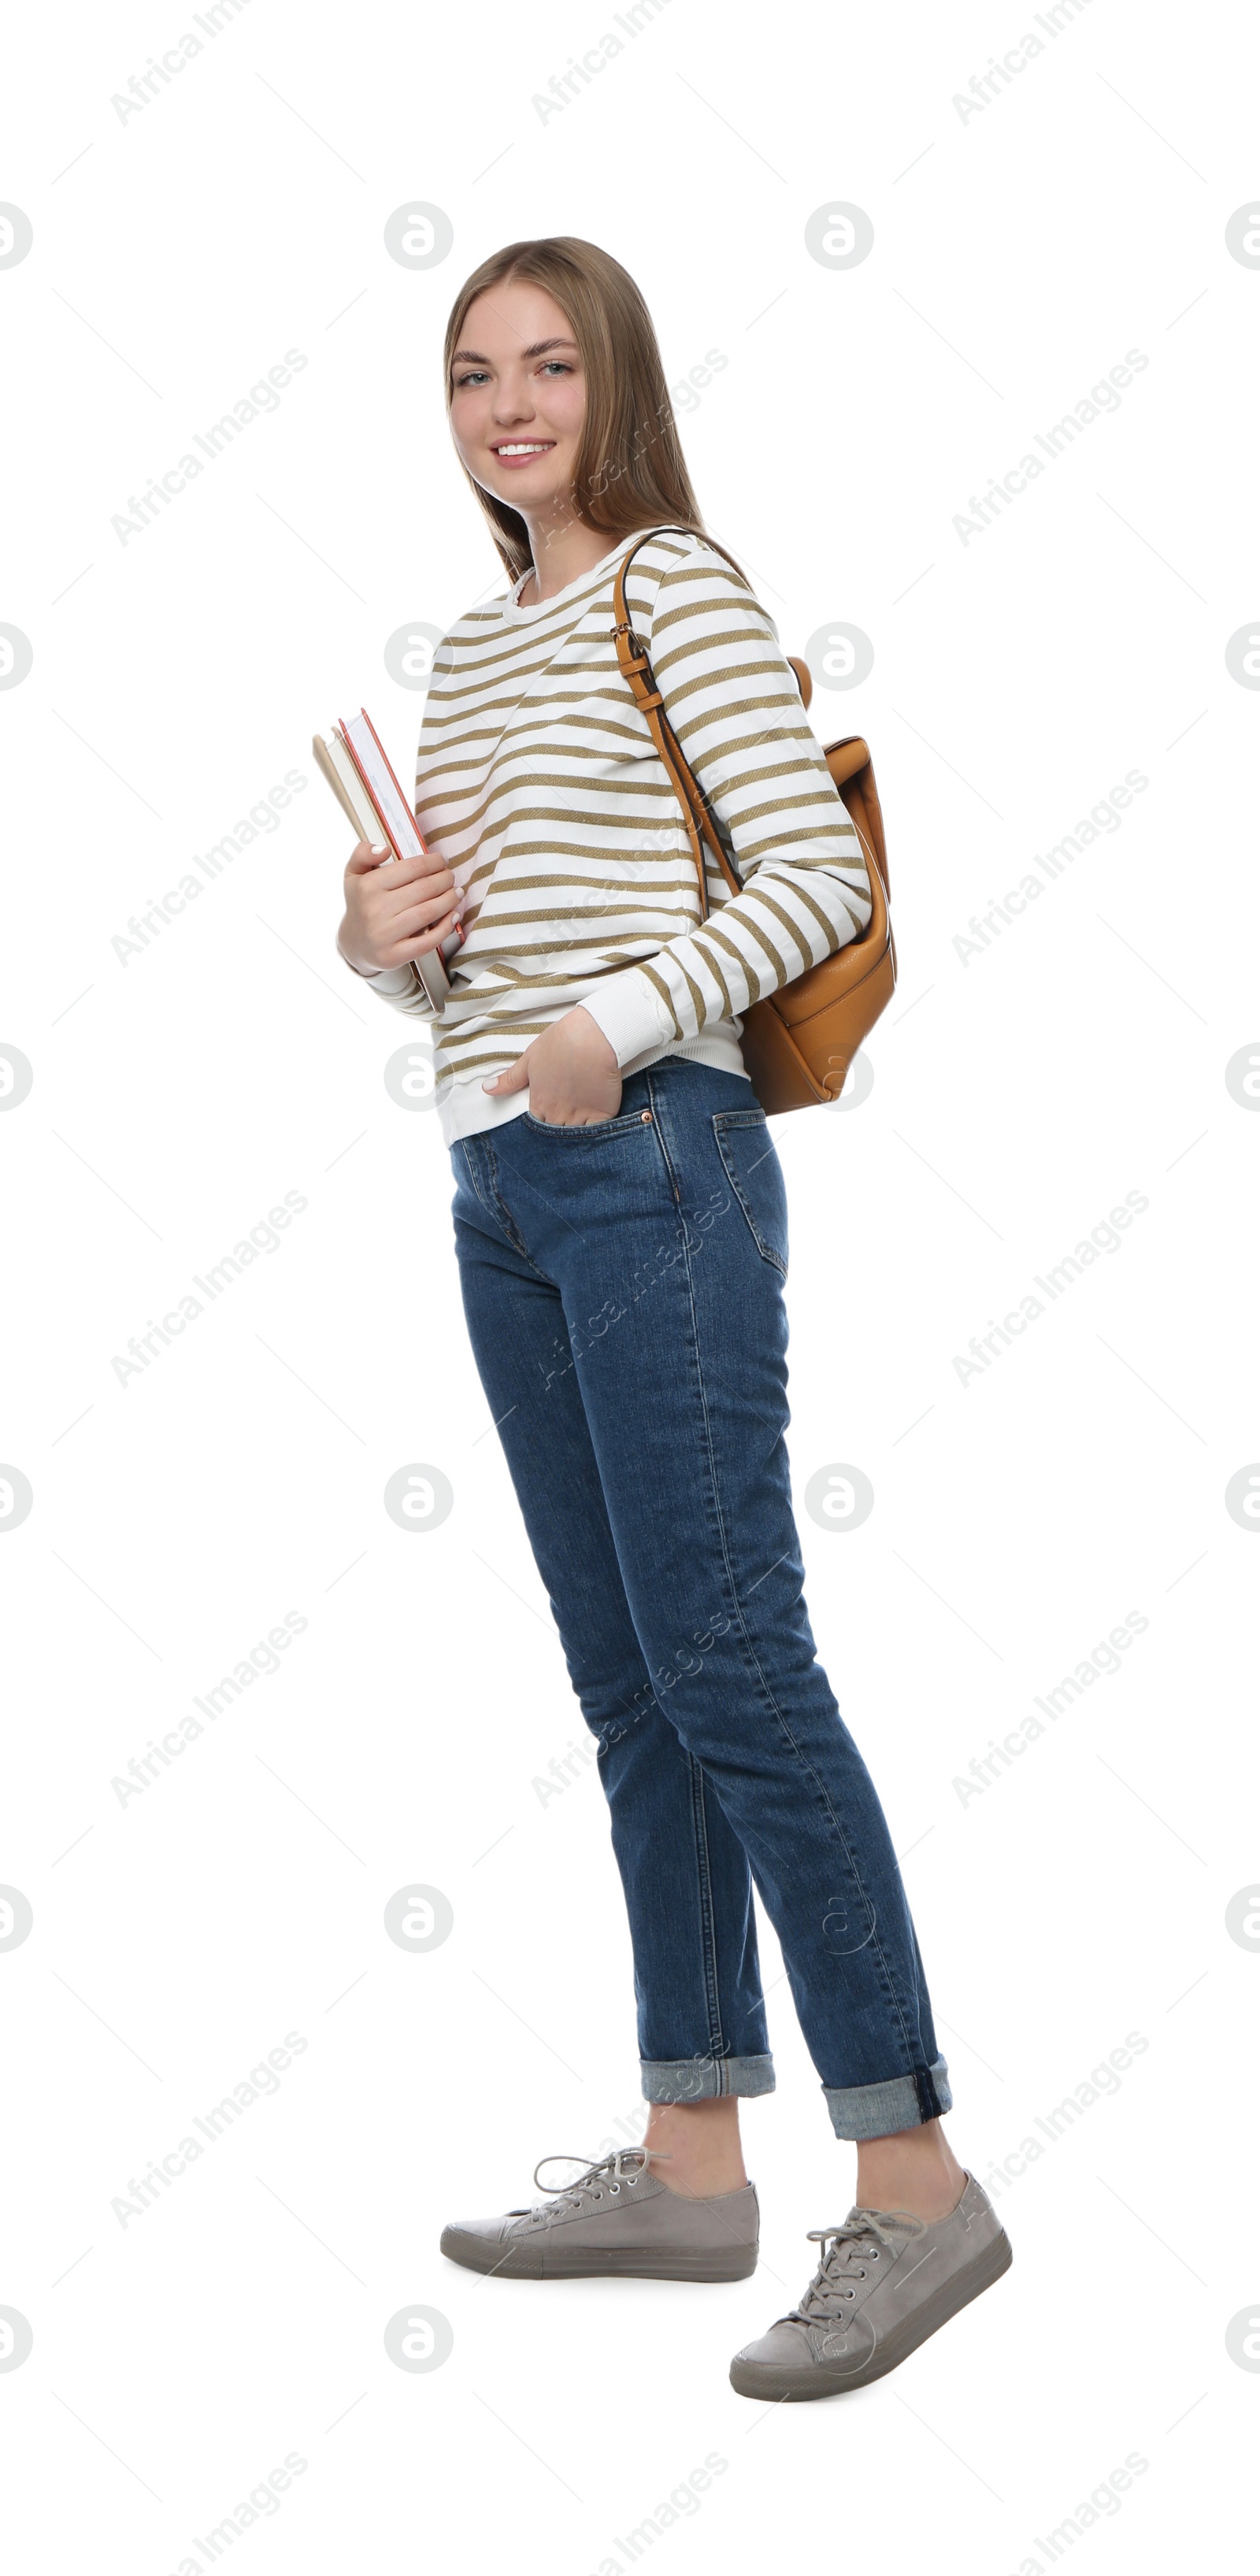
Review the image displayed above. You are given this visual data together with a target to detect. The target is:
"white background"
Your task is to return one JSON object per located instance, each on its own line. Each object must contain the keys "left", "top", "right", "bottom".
{"left": 2, "top": 0, "right": 1257, "bottom": 2566}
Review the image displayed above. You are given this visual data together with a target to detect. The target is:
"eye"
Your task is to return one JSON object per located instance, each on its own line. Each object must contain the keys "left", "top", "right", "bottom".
{"left": 539, "top": 360, "right": 573, "bottom": 377}
{"left": 454, "top": 369, "right": 489, "bottom": 388}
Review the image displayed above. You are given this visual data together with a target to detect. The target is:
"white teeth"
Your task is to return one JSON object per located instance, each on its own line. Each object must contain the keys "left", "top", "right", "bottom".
{"left": 495, "top": 444, "right": 550, "bottom": 455}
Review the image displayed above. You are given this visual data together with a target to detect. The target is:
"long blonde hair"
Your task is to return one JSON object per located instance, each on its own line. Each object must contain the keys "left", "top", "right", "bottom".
{"left": 442, "top": 236, "right": 747, "bottom": 589}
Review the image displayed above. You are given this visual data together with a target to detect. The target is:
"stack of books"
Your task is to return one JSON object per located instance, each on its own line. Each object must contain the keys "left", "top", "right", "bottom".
{"left": 314, "top": 707, "right": 462, "bottom": 1007}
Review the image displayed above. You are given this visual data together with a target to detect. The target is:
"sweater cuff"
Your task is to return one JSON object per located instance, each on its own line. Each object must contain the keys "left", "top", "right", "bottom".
{"left": 579, "top": 968, "right": 676, "bottom": 1069}
{"left": 337, "top": 939, "right": 419, "bottom": 997}
{"left": 357, "top": 963, "right": 418, "bottom": 995}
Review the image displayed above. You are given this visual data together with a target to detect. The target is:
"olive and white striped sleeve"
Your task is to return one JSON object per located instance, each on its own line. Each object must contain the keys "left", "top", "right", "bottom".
{"left": 339, "top": 952, "right": 436, "bottom": 1015}
{"left": 578, "top": 542, "right": 872, "bottom": 1068}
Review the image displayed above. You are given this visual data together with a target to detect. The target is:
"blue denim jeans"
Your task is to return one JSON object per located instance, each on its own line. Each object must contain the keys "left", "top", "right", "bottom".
{"left": 448, "top": 1057, "right": 951, "bottom": 2142}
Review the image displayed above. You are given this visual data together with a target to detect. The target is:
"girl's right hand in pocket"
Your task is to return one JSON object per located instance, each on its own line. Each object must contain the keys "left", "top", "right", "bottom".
{"left": 337, "top": 841, "right": 465, "bottom": 974}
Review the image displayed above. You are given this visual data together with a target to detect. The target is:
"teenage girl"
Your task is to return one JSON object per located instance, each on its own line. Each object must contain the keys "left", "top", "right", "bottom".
{"left": 335, "top": 236, "right": 1012, "bottom": 2400}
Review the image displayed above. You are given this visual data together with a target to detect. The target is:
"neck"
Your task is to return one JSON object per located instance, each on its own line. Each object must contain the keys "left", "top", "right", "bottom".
{"left": 517, "top": 506, "right": 625, "bottom": 604}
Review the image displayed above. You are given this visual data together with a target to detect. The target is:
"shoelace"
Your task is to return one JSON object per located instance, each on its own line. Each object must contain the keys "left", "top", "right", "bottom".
{"left": 789, "top": 2205, "right": 927, "bottom": 2325}
{"left": 521, "top": 2147, "right": 665, "bottom": 2222}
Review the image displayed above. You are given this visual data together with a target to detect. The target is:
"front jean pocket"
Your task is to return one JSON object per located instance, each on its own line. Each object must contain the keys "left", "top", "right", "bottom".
{"left": 711, "top": 1108, "right": 789, "bottom": 1277}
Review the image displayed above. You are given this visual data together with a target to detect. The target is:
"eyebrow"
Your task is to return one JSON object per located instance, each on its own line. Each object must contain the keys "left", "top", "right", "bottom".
{"left": 451, "top": 337, "right": 579, "bottom": 365}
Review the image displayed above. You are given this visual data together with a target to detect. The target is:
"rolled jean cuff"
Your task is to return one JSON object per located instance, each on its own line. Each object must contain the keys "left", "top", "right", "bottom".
{"left": 822, "top": 2055, "right": 952, "bottom": 2142}
{"left": 640, "top": 2053, "right": 776, "bottom": 2104}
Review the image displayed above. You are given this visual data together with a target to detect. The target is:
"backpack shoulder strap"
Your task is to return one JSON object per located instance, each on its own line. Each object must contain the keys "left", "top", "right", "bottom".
{"left": 609, "top": 529, "right": 890, "bottom": 916}
{"left": 610, "top": 529, "right": 742, "bottom": 922}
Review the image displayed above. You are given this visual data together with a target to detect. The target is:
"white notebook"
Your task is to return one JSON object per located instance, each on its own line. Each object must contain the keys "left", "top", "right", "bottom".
{"left": 313, "top": 709, "right": 461, "bottom": 1009}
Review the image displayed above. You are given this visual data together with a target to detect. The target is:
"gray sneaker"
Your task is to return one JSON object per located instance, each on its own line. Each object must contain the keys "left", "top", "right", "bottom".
{"left": 730, "top": 2172, "right": 1012, "bottom": 2400}
{"left": 441, "top": 2148, "right": 759, "bottom": 2282}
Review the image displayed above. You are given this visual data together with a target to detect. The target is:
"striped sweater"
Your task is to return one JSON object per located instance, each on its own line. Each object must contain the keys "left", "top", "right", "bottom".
{"left": 347, "top": 525, "right": 872, "bottom": 1143}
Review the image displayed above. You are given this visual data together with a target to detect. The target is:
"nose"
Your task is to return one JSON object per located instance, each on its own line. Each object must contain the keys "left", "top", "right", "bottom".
{"left": 491, "top": 375, "right": 535, "bottom": 427}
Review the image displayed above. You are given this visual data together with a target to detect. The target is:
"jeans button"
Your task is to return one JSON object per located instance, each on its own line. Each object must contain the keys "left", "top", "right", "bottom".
{"left": 640, "top": 1110, "right": 653, "bottom": 1123}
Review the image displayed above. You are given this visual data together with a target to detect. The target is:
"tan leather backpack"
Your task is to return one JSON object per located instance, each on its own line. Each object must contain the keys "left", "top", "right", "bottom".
{"left": 610, "top": 532, "right": 895, "bottom": 1115}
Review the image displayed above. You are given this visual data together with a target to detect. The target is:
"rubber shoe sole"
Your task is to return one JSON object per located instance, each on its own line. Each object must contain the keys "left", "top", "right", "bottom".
{"left": 728, "top": 2226, "right": 1013, "bottom": 2399}
{"left": 441, "top": 2225, "right": 758, "bottom": 2283}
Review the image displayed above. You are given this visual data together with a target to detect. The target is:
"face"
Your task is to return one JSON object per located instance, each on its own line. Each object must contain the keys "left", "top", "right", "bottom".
{"left": 449, "top": 279, "right": 587, "bottom": 521}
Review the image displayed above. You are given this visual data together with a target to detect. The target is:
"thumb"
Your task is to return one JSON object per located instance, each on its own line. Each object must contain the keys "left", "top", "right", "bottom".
{"left": 484, "top": 1046, "right": 530, "bottom": 1097}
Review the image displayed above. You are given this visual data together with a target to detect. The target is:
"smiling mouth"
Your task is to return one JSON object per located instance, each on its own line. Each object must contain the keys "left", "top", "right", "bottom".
{"left": 491, "top": 441, "right": 556, "bottom": 458}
